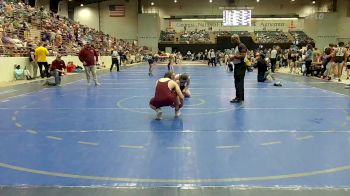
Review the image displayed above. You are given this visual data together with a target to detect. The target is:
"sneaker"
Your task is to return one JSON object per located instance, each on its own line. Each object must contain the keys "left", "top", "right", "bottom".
{"left": 338, "top": 79, "right": 342, "bottom": 82}
{"left": 156, "top": 108, "right": 162, "bottom": 120}
{"left": 95, "top": 82, "right": 101, "bottom": 86}
{"left": 274, "top": 82, "right": 283, "bottom": 87}
{"left": 230, "top": 98, "right": 243, "bottom": 103}
{"left": 175, "top": 110, "right": 181, "bottom": 117}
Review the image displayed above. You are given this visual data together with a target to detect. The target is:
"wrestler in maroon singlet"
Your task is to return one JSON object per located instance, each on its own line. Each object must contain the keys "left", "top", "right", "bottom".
{"left": 149, "top": 80, "right": 177, "bottom": 108}
{"left": 149, "top": 71, "right": 184, "bottom": 120}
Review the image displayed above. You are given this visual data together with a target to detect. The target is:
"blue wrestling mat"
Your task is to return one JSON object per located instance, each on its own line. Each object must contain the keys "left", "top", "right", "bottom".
{"left": 0, "top": 64, "right": 350, "bottom": 190}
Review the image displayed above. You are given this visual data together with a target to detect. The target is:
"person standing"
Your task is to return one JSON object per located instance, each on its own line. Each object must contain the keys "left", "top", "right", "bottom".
{"left": 148, "top": 54, "right": 157, "bottom": 77}
{"left": 345, "top": 45, "right": 350, "bottom": 80}
{"left": 210, "top": 49, "right": 216, "bottom": 67}
{"left": 304, "top": 44, "right": 314, "bottom": 76}
{"left": 257, "top": 53, "right": 268, "bottom": 82}
{"left": 230, "top": 35, "right": 247, "bottom": 103}
{"left": 79, "top": 43, "right": 100, "bottom": 86}
{"left": 270, "top": 46, "right": 277, "bottom": 73}
{"left": 167, "top": 54, "right": 175, "bottom": 71}
{"left": 110, "top": 46, "right": 120, "bottom": 72}
{"left": 35, "top": 42, "right": 49, "bottom": 78}
{"left": 28, "top": 48, "right": 38, "bottom": 79}
{"left": 334, "top": 42, "right": 347, "bottom": 81}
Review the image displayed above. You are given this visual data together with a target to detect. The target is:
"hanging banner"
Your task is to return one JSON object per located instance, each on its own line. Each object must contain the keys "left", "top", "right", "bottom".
{"left": 167, "top": 19, "right": 302, "bottom": 32}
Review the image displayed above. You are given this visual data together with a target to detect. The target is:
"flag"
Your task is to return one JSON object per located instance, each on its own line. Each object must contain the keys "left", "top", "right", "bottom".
{"left": 109, "top": 5, "right": 125, "bottom": 17}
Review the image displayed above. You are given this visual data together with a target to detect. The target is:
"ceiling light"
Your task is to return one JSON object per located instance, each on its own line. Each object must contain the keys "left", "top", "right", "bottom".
{"left": 151, "top": 2, "right": 154, "bottom": 6}
{"left": 80, "top": 4, "right": 83, "bottom": 7}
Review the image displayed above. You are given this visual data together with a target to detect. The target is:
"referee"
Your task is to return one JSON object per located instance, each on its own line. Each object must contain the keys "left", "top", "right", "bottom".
{"left": 230, "top": 35, "right": 247, "bottom": 103}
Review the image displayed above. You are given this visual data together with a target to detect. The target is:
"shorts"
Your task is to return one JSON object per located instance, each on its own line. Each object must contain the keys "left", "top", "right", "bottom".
{"left": 148, "top": 59, "right": 154, "bottom": 65}
{"left": 150, "top": 92, "right": 176, "bottom": 108}
{"left": 335, "top": 56, "right": 344, "bottom": 63}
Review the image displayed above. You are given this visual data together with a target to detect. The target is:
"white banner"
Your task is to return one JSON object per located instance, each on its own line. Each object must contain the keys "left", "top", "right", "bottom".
{"left": 167, "top": 19, "right": 303, "bottom": 32}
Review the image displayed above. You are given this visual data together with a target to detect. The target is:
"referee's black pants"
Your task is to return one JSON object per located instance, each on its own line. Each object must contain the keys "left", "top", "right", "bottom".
{"left": 234, "top": 63, "right": 246, "bottom": 101}
{"left": 110, "top": 58, "right": 120, "bottom": 72}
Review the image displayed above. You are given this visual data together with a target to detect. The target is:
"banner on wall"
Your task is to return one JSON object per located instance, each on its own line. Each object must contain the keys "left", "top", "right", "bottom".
{"left": 168, "top": 19, "right": 302, "bottom": 32}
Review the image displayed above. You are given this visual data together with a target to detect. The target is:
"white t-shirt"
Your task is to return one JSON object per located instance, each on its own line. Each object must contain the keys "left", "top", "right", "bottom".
{"left": 210, "top": 51, "right": 215, "bottom": 58}
{"left": 111, "top": 50, "right": 119, "bottom": 58}
{"left": 271, "top": 49, "right": 277, "bottom": 59}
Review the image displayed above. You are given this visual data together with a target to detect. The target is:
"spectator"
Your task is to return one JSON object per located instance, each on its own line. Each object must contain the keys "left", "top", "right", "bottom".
{"left": 270, "top": 46, "right": 277, "bottom": 72}
{"left": 257, "top": 53, "right": 268, "bottom": 82}
{"left": 304, "top": 44, "right": 313, "bottom": 76}
{"left": 44, "top": 54, "right": 66, "bottom": 86}
{"left": 35, "top": 42, "right": 49, "bottom": 78}
{"left": 79, "top": 42, "right": 100, "bottom": 86}
{"left": 66, "top": 61, "right": 76, "bottom": 73}
{"left": 28, "top": 48, "right": 38, "bottom": 78}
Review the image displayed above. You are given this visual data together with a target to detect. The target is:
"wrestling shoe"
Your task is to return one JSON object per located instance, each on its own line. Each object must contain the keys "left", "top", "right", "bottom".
{"left": 156, "top": 108, "right": 163, "bottom": 120}
{"left": 175, "top": 110, "right": 181, "bottom": 117}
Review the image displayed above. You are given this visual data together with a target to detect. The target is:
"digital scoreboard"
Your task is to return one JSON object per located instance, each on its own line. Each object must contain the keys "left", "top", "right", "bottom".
{"left": 223, "top": 10, "right": 252, "bottom": 26}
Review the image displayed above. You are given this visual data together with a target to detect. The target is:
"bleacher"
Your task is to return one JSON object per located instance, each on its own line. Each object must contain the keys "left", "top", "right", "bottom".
{"left": 159, "top": 30, "right": 308, "bottom": 45}
{"left": 0, "top": 1, "right": 145, "bottom": 57}
{"left": 179, "top": 30, "right": 211, "bottom": 44}
{"left": 160, "top": 30, "right": 175, "bottom": 43}
{"left": 158, "top": 28, "right": 317, "bottom": 52}
{"left": 254, "top": 31, "right": 291, "bottom": 44}
{"left": 215, "top": 31, "right": 251, "bottom": 37}
{"left": 290, "top": 30, "right": 314, "bottom": 45}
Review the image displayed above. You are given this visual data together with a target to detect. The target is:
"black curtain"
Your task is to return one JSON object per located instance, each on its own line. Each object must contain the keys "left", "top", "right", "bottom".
{"left": 50, "top": 0, "right": 60, "bottom": 13}
{"left": 28, "top": 0, "right": 35, "bottom": 7}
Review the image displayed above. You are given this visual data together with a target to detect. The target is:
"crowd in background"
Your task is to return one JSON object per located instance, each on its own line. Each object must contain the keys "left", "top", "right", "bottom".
{"left": 1, "top": 0, "right": 153, "bottom": 83}
{"left": 0, "top": 0, "right": 148, "bottom": 58}
{"left": 159, "top": 29, "right": 314, "bottom": 45}
{"left": 250, "top": 43, "right": 350, "bottom": 83}
{"left": 255, "top": 31, "right": 290, "bottom": 43}
{"left": 2, "top": 0, "right": 345, "bottom": 87}
{"left": 167, "top": 41, "right": 350, "bottom": 86}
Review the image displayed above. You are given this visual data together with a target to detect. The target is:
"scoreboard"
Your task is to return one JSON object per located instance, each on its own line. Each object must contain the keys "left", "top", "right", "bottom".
{"left": 223, "top": 10, "right": 252, "bottom": 26}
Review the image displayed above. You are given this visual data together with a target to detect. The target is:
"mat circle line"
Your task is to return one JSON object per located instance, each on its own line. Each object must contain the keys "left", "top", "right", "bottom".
{"left": 0, "top": 162, "right": 350, "bottom": 183}
{"left": 115, "top": 96, "right": 236, "bottom": 116}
